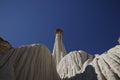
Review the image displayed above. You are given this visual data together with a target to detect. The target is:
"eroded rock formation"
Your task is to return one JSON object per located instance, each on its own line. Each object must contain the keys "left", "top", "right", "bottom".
{"left": 52, "top": 29, "right": 67, "bottom": 67}
{"left": 58, "top": 46, "right": 120, "bottom": 80}
{"left": 0, "top": 29, "right": 120, "bottom": 80}
{"left": 0, "top": 44, "right": 60, "bottom": 80}
{"left": 57, "top": 50, "right": 94, "bottom": 79}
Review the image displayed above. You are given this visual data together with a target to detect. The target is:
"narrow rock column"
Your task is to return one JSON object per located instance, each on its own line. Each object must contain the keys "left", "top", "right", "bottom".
{"left": 52, "top": 29, "right": 67, "bottom": 67}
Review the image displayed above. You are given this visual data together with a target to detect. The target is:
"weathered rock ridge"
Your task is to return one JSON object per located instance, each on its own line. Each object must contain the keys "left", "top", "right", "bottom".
{"left": 0, "top": 44, "right": 60, "bottom": 80}
{"left": 0, "top": 29, "right": 120, "bottom": 80}
{"left": 58, "top": 45, "right": 120, "bottom": 80}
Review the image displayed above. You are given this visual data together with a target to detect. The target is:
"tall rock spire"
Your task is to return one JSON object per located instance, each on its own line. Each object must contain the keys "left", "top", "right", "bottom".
{"left": 52, "top": 29, "right": 67, "bottom": 67}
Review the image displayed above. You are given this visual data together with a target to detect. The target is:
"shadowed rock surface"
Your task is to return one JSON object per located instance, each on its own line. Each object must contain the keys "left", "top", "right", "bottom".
{"left": 0, "top": 44, "right": 60, "bottom": 80}
{"left": 0, "top": 37, "right": 12, "bottom": 54}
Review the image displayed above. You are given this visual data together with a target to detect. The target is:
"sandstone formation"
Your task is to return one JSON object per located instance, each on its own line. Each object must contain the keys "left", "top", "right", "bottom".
{"left": 52, "top": 29, "right": 67, "bottom": 67}
{"left": 58, "top": 46, "right": 120, "bottom": 80}
{"left": 0, "top": 29, "right": 120, "bottom": 80}
{"left": 57, "top": 50, "right": 94, "bottom": 79}
{"left": 0, "top": 44, "right": 60, "bottom": 80}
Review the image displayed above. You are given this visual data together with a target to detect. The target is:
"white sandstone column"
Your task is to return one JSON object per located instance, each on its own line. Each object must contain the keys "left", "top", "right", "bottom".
{"left": 52, "top": 29, "right": 67, "bottom": 67}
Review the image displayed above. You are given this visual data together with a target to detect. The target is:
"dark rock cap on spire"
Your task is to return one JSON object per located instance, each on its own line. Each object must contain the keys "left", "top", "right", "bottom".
{"left": 55, "top": 29, "right": 63, "bottom": 35}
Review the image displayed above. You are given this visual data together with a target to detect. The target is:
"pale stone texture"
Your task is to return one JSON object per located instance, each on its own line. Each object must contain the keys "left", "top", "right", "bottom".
{"left": 0, "top": 44, "right": 60, "bottom": 80}
{"left": 1, "top": 34, "right": 120, "bottom": 80}
{"left": 52, "top": 30, "right": 67, "bottom": 67}
{"left": 57, "top": 50, "right": 94, "bottom": 79}
{"left": 57, "top": 45, "right": 120, "bottom": 80}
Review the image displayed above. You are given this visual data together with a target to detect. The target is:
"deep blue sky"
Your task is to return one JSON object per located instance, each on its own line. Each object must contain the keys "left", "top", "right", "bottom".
{"left": 0, "top": 0, "right": 120, "bottom": 54}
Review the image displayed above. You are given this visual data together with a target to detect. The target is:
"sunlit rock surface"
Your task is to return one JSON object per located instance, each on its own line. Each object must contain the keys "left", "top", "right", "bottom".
{"left": 52, "top": 29, "right": 67, "bottom": 67}
{"left": 0, "top": 43, "right": 120, "bottom": 80}
{"left": 57, "top": 50, "right": 94, "bottom": 79}
{"left": 0, "top": 29, "right": 120, "bottom": 80}
{"left": 57, "top": 45, "right": 120, "bottom": 80}
{"left": 0, "top": 44, "right": 60, "bottom": 80}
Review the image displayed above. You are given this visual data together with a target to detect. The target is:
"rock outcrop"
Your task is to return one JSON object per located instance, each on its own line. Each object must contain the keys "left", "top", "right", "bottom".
{"left": 57, "top": 50, "right": 94, "bottom": 79}
{"left": 0, "top": 44, "right": 60, "bottom": 80}
{"left": 57, "top": 45, "right": 120, "bottom": 80}
{"left": 0, "top": 29, "right": 120, "bottom": 80}
{"left": 0, "top": 37, "right": 12, "bottom": 54}
{"left": 52, "top": 29, "right": 67, "bottom": 67}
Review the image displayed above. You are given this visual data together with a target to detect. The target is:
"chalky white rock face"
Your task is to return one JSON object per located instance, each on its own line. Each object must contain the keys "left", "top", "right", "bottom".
{"left": 0, "top": 44, "right": 60, "bottom": 80}
{"left": 52, "top": 33, "right": 67, "bottom": 67}
{"left": 57, "top": 45, "right": 120, "bottom": 80}
{"left": 1, "top": 36, "right": 120, "bottom": 80}
{"left": 92, "top": 45, "right": 120, "bottom": 80}
{"left": 57, "top": 50, "right": 94, "bottom": 79}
